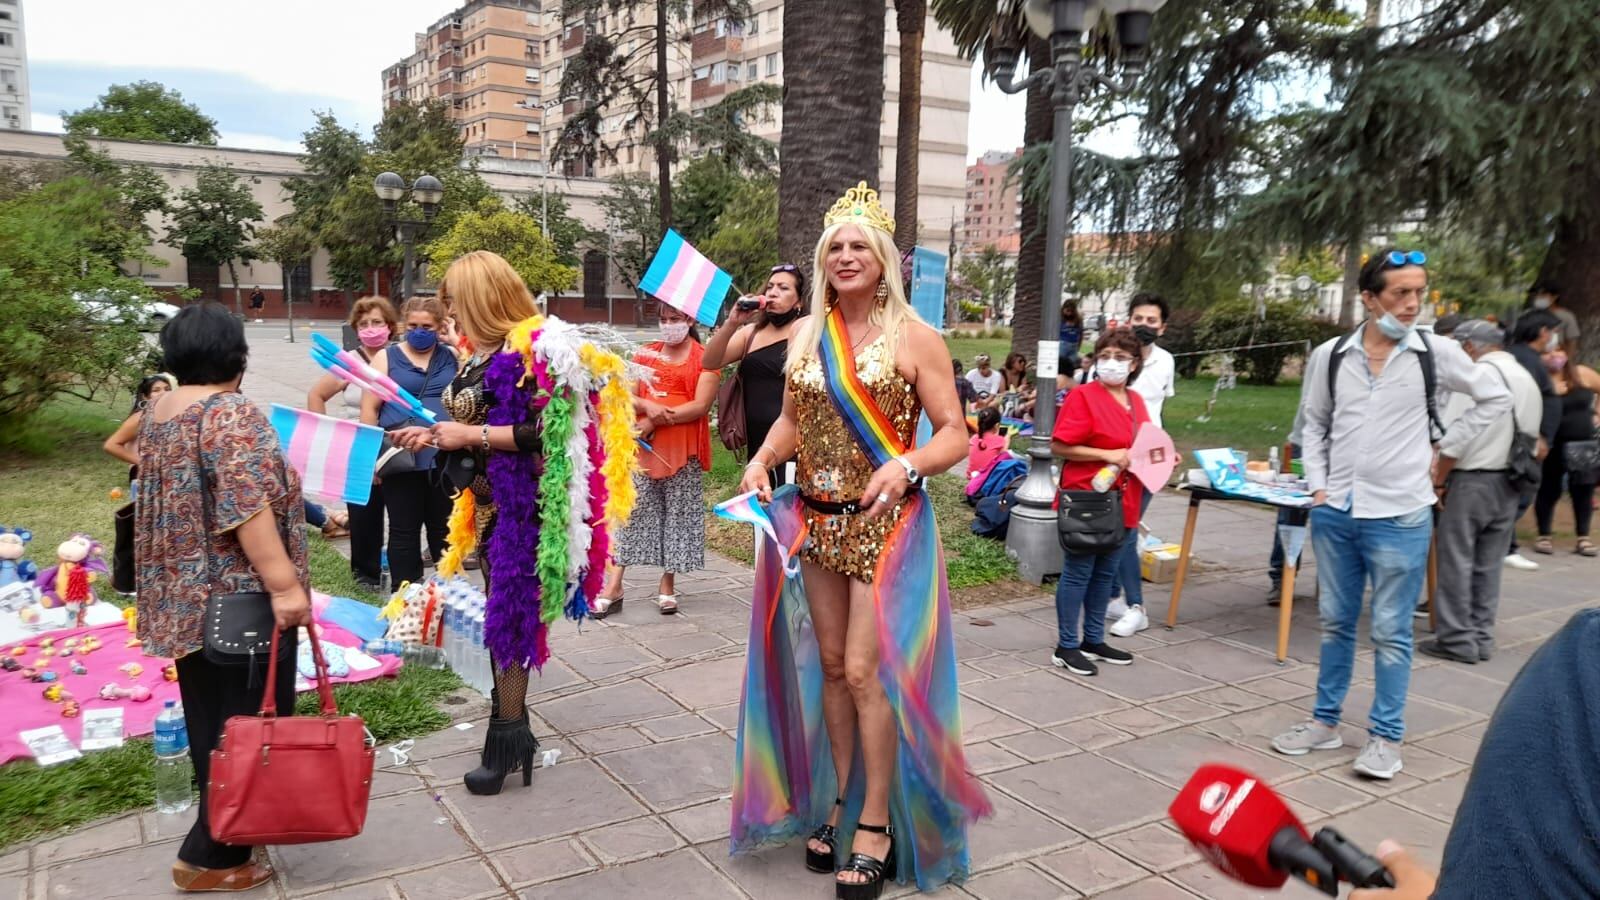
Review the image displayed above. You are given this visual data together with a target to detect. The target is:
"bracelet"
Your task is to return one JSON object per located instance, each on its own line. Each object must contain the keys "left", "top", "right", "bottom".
{"left": 481, "top": 424, "right": 491, "bottom": 452}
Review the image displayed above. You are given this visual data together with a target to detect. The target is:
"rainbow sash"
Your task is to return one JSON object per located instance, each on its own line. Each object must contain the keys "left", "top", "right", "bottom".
{"left": 817, "top": 307, "right": 907, "bottom": 469}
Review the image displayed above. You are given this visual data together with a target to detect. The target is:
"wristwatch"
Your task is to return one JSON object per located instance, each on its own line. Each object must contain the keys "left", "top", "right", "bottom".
{"left": 894, "top": 455, "right": 922, "bottom": 487}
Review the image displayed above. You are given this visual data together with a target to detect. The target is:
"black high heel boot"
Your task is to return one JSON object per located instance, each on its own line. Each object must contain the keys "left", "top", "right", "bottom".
{"left": 463, "top": 715, "right": 539, "bottom": 795}
{"left": 805, "top": 797, "right": 844, "bottom": 873}
{"left": 835, "top": 822, "right": 895, "bottom": 900}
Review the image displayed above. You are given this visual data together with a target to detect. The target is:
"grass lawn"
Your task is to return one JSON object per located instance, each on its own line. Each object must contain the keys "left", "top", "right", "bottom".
{"left": 0, "top": 398, "right": 455, "bottom": 851}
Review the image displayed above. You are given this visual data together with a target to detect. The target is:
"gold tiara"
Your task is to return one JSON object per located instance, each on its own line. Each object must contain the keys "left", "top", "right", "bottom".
{"left": 824, "top": 182, "right": 895, "bottom": 235}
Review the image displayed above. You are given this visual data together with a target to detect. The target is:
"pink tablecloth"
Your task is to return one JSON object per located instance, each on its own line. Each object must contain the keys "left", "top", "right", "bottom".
{"left": 0, "top": 620, "right": 401, "bottom": 765}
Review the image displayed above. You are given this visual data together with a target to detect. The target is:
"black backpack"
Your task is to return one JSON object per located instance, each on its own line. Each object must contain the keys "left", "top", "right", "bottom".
{"left": 1326, "top": 329, "right": 1444, "bottom": 442}
{"left": 971, "top": 475, "right": 1027, "bottom": 539}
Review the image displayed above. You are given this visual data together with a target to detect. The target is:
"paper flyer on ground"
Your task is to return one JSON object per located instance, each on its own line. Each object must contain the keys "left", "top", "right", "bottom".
{"left": 79, "top": 708, "right": 125, "bottom": 751}
{"left": 20, "top": 725, "right": 81, "bottom": 766}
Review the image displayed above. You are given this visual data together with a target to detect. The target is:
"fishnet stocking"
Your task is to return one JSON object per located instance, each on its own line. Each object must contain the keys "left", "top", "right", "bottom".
{"left": 491, "top": 658, "right": 530, "bottom": 721}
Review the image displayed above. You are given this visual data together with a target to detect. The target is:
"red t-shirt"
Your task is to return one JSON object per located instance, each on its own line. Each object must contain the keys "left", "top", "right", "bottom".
{"left": 1051, "top": 380, "right": 1149, "bottom": 527}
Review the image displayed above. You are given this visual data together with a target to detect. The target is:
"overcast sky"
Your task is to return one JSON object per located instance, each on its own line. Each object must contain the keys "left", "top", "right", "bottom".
{"left": 25, "top": 1, "right": 1135, "bottom": 162}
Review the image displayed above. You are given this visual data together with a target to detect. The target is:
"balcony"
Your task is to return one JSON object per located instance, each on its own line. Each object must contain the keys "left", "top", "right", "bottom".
{"left": 691, "top": 78, "right": 726, "bottom": 103}
{"left": 436, "top": 50, "right": 461, "bottom": 69}
{"left": 434, "top": 80, "right": 455, "bottom": 98}
{"left": 692, "top": 32, "right": 742, "bottom": 59}
{"left": 562, "top": 25, "right": 586, "bottom": 52}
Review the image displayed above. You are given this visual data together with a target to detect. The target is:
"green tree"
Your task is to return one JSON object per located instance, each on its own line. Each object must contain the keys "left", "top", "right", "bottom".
{"left": 672, "top": 156, "right": 742, "bottom": 246}
{"left": 255, "top": 223, "right": 317, "bottom": 339}
{"left": 778, "top": 0, "right": 886, "bottom": 268}
{"left": 1063, "top": 253, "right": 1124, "bottom": 320}
{"left": 60, "top": 136, "right": 170, "bottom": 251}
{"left": 555, "top": 0, "right": 751, "bottom": 233}
{"left": 162, "top": 163, "right": 264, "bottom": 314}
{"left": 0, "top": 177, "right": 152, "bottom": 420}
{"left": 598, "top": 172, "right": 662, "bottom": 289}
{"left": 284, "top": 112, "right": 370, "bottom": 298}
{"left": 956, "top": 246, "right": 1015, "bottom": 319}
{"left": 653, "top": 84, "right": 782, "bottom": 175}
{"left": 426, "top": 198, "right": 579, "bottom": 296}
{"left": 512, "top": 191, "right": 593, "bottom": 268}
{"left": 63, "top": 81, "right": 219, "bottom": 145}
{"left": 702, "top": 176, "right": 778, "bottom": 298}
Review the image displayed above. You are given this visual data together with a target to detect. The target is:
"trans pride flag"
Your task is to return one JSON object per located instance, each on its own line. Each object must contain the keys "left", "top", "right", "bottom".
{"left": 638, "top": 229, "right": 732, "bottom": 327}
{"left": 269, "top": 405, "right": 384, "bottom": 505}
{"left": 714, "top": 491, "right": 801, "bottom": 576}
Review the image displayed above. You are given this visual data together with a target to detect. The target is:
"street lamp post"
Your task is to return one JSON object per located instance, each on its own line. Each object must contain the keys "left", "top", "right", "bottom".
{"left": 983, "top": 0, "right": 1168, "bottom": 583}
{"left": 374, "top": 172, "right": 445, "bottom": 301}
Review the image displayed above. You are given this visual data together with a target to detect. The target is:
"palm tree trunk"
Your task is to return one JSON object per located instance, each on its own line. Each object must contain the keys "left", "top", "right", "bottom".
{"left": 1539, "top": 215, "right": 1600, "bottom": 363}
{"left": 1011, "top": 35, "right": 1052, "bottom": 360}
{"left": 778, "top": 0, "right": 886, "bottom": 271}
{"left": 892, "top": 0, "right": 926, "bottom": 255}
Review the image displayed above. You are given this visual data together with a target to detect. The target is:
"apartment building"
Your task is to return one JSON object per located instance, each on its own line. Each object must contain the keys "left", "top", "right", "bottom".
{"left": 382, "top": 0, "right": 546, "bottom": 163}
{"left": 962, "top": 148, "right": 1022, "bottom": 252}
{"left": 535, "top": 1, "right": 971, "bottom": 250}
{"left": 0, "top": 0, "right": 28, "bottom": 131}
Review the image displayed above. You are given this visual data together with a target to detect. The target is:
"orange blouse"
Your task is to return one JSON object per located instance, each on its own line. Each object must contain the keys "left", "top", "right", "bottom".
{"left": 635, "top": 339, "right": 713, "bottom": 479}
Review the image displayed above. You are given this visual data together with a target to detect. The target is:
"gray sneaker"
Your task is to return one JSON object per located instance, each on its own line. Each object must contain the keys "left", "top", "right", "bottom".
{"left": 1353, "top": 736, "right": 1404, "bottom": 780}
{"left": 1271, "top": 720, "right": 1344, "bottom": 756}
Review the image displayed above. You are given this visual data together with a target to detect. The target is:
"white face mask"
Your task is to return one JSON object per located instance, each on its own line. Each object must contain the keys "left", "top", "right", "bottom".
{"left": 660, "top": 321, "right": 690, "bottom": 345}
{"left": 1097, "top": 358, "right": 1132, "bottom": 386}
{"left": 1533, "top": 296, "right": 1554, "bottom": 310}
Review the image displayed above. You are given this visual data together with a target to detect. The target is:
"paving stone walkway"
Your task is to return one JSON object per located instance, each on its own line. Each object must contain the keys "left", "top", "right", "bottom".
{"left": 5, "top": 329, "right": 1588, "bottom": 898}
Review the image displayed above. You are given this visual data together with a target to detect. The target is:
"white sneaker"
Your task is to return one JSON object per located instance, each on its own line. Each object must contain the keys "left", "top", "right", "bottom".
{"left": 1353, "top": 736, "right": 1404, "bottom": 780}
{"left": 1109, "top": 605, "right": 1149, "bottom": 638}
{"left": 1105, "top": 595, "right": 1129, "bottom": 622}
{"left": 1504, "top": 553, "right": 1539, "bottom": 571}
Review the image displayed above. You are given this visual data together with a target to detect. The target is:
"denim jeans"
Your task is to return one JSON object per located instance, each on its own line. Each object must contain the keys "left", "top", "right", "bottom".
{"left": 1109, "top": 490, "right": 1152, "bottom": 606}
{"left": 1309, "top": 503, "right": 1433, "bottom": 742}
{"left": 1056, "top": 515, "right": 1141, "bottom": 649}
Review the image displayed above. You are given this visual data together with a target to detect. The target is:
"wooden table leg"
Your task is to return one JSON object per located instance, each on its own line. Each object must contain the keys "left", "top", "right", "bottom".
{"left": 1276, "top": 563, "right": 1296, "bottom": 665}
{"left": 1427, "top": 529, "right": 1438, "bottom": 632}
{"left": 1164, "top": 497, "right": 1202, "bottom": 629}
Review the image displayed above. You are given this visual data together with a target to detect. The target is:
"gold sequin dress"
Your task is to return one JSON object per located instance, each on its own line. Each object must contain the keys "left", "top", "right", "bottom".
{"left": 789, "top": 334, "right": 921, "bottom": 581}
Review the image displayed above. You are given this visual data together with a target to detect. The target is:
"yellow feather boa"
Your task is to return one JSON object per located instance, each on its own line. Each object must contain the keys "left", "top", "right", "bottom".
{"left": 436, "top": 489, "right": 477, "bottom": 578}
{"left": 581, "top": 343, "right": 640, "bottom": 525}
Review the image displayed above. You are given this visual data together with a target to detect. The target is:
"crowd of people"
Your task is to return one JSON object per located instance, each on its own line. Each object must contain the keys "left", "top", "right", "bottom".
{"left": 111, "top": 176, "right": 1596, "bottom": 897}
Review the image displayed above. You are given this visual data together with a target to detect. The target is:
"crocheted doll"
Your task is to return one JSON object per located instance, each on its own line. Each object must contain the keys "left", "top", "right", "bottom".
{"left": 38, "top": 533, "right": 109, "bottom": 625}
{"left": 0, "top": 526, "right": 37, "bottom": 588}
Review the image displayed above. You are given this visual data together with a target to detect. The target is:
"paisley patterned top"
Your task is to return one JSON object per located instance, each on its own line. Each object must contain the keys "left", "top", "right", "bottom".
{"left": 133, "top": 393, "right": 308, "bottom": 659}
{"left": 789, "top": 333, "right": 921, "bottom": 581}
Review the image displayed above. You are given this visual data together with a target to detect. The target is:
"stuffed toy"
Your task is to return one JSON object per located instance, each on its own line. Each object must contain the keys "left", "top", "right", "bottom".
{"left": 37, "top": 533, "right": 109, "bottom": 625}
{"left": 0, "top": 526, "right": 40, "bottom": 614}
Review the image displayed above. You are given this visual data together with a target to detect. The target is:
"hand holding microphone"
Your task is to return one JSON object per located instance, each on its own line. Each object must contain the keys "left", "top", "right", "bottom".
{"left": 1350, "top": 841, "right": 1435, "bottom": 900}
{"left": 1169, "top": 763, "right": 1402, "bottom": 896}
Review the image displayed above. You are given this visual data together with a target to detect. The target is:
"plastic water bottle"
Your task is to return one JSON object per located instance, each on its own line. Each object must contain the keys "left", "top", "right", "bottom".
{"left": 152, "top": 700, "right": 194, "bottom": 814}
{"left": 379, "top": 549, "right": 390, "bottom": 594}
{"left": 444, "top": 590, "right": 465, "bottom": 676}
{"left": 1092, "top": 464, "right": 1121, "bottom": 493}
{"left": 1268, "top": 445, "right": 1282, "bottom": 476}
{"left": 470, "top": 606, "right": 489, "bottom": 694}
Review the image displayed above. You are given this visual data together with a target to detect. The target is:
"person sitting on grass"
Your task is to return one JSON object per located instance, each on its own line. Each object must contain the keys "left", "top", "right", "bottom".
{"left": 967, "top": 407, "right": 1009, "bottom": 481}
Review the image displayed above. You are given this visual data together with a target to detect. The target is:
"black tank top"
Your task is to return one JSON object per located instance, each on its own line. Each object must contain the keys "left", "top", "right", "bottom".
{"left": 1558, "top": 386, "right": 1596, "bottom": 442}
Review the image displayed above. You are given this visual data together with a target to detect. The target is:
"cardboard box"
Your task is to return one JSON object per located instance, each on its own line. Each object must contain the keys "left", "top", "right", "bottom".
{"left": 1141, "top": 543, "right": 1183, "bottom": 584}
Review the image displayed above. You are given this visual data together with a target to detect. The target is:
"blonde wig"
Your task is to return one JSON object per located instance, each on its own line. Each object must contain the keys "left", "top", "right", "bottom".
{"left": 784, "top": 222, "right": 924, "bottom": 373}
{"left": 440, "top": 250, "right": 539, "bottom": 350}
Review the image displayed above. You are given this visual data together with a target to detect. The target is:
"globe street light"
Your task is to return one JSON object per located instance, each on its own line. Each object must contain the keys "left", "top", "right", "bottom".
{"left": 985, "top": 0, "right": 1168, "bottom": 583}
{"left": 373, "top": 172, "right": 445, "bottom": 301}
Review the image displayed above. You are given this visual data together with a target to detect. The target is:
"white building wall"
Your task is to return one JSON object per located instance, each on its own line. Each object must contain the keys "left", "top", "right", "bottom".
{"left": 0, "top": 0, "right": 29, "bottom": 131}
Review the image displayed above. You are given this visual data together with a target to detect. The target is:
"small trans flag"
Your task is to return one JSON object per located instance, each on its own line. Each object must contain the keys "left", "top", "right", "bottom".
{"left": 714, "top": 491, "right": 800, "bottom": 577}
{"left": 270, "top": 405, "right": 385, "bottom": 506}
{"left": 638, "top": 229, "right": 732, "bottom": 327}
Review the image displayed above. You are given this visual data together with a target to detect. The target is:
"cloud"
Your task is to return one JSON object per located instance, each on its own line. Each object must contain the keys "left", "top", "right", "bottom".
{"left": 965, "top": 61, "right": 1143, "bottom": 163}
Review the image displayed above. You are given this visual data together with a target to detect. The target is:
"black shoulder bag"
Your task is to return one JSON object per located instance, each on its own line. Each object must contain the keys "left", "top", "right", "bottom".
{"left": 195, "top": 395, "right": 294, "bottom": 667}
{"left": 1056, "top": 488, "right": 1126, "bottom": 555}
{"left": 1488, "top": 364, "right": 1544, "bottom": 494}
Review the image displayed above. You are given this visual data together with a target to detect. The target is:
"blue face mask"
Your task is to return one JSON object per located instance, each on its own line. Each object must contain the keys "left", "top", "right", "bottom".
{"left": 406, "top": 328, "right": 439, "bottom": 352}
{"left": 1375, "top": 312, "right": 1412, "bottom": 341}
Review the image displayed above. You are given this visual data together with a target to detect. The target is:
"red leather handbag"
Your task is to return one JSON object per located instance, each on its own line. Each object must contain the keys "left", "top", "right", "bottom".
{"left": 207, "top": 625, "right": 375, "bottom": 845}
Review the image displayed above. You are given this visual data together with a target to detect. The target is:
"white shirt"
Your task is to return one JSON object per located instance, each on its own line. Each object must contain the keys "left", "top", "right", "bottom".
{"left": 1132, "top": 345, "right": 1177, "bottom": 428}
{"left": 1441, "top": 351, "right": 1542, "bottom": 472}
{"left": 1300, "top": 325, "right": 1511, "bottom": 519}
{"left": 966, "top": 368, "right": 1004, "bottom": 398}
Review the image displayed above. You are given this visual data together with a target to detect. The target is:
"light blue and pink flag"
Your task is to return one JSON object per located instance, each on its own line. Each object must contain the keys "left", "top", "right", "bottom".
{"left": 638, "top": 229, "right": 732, "bottom": 327}
{"left": 270, "top": 404, "right": 385, "bottom": 506}
{"left": 714, "top": 490, "right": 800, "bottom": 577}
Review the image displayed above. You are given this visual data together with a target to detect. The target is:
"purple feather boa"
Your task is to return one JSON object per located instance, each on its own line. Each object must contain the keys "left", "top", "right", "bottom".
{"left": 484, "top": 348, "right": 551, "bottom": 671}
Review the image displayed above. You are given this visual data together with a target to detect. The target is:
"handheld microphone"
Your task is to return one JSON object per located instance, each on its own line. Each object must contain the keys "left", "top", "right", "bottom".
{"left": 1169, "top": 764, "right": 1395, "bottom": 896}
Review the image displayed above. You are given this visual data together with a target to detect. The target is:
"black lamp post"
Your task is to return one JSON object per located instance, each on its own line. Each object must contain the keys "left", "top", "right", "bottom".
{"left": 984, "top": 0, "right": 1168, "bottom": 583}
{"left": 374, "top": 172, "right": 445, "bottom": 301}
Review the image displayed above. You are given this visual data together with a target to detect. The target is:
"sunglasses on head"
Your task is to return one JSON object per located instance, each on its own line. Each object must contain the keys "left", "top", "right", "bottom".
{"left": 770, "top": 264, "right": 800, "bottom": 275}
{"left": 1382, "top": 250, "right": 1427, "bottom": 268}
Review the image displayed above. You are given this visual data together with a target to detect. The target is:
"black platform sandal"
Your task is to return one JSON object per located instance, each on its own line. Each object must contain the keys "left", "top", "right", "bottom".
{"left": 835, "top": 822, "right": 895, "bottom": 900}
{"left": 463, "top": 714, "right": 539, "bottom": 795}
{"left": 805, "top": 797, "right": 844, "bottom": 873}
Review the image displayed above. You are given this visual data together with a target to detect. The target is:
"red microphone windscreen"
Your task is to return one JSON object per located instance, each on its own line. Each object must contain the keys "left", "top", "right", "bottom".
{"left": 1168, "top": 763, "right": 1306, "bottom": 889}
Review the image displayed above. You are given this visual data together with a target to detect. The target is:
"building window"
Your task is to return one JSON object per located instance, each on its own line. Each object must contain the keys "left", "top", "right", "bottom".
{"left": 747, "top": 62, "right": 758, "bottom": 81}
{"left": 0, "top": 33, "right": 11, "bottom": 46}
{"left": 710, "top": 63, "right": 726, "bottom": 84}
{"left": 526, "top": 122, "right": 539, "bottom": 134}
{"left": 526, "top": 41, "right": 537, "bottom": 59}
{"left": 727, "top": 63, "right": 740, "bottom": 82}
{"left": 693, "top": 65, "right": 709, "bottom": 80}
{"left": 0, "top": 12, "right": 11, "bottom": 20}
{"left": 749, "top": 13, "right": 758, "bottom": 34}
{"left": 765, "top": 54, "right": 778, "bottom": 76}
{"left": 526, "top": 67, "right": 540, "bottom": 82}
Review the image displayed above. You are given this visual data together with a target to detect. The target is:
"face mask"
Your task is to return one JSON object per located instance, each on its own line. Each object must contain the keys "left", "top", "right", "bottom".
{"left": 1546, "top": 332, "right": 1563, "bottom": 352}
{"left": 1375, "top": 312, "right": 1412, "bottom": 341}
{"left": 765, "top": 306, "right": 801, "bottom": 328}
{"left": 358, "top": 326, "right": 390, "bottom": 349}
{"left": 660, "top": 321, "right": 691, "bottom": 345}
{"left": 1545, "top": 353, "right": 1568, "bottom": 374}
{"left": 1097, "top": 358, "right": 1131, "bottom": 386}
{"left": 1132, "top": 325, "right": 1160, "bottom": 346}
{"left": 405, "top": 328, "right": 439, "bottom": 352}
{"left": 1533, "top": 296, "right": 1554, "bottom": 310}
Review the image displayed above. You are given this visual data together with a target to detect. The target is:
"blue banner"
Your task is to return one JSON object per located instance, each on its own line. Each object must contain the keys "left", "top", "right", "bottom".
{"left": 909, "top": 247, "right": 947, "bottom": 329}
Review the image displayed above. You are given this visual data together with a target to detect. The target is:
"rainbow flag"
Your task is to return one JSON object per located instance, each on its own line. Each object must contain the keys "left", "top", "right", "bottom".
{"left": 714, "top": 491, "right": 801, "bottom": 576}
{"left": 638, "top": 229, "right": 732, "bottom": 327}
{"left": 269, "top": 405, "right": 384, "bottom": 505}
{"left": 817, "top": 307, "right": 907, "bottom": 469}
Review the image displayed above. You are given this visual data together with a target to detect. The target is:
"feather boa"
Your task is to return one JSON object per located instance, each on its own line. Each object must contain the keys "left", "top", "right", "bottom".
{"left": 437, "top": 314, "right": 639, "bottom": 670}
